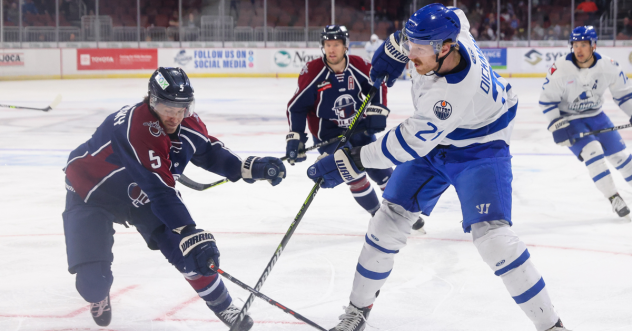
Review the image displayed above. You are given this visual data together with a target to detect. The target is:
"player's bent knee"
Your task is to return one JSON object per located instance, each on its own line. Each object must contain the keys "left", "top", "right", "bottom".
{"left": 607, "top": 151, "right": 632, "bottom": 176}
{"left": 472, "top": 221, "right": 529, "bottom": 276}
{"left": 75, "top": 261, "right": 113, "bottom": 303}
{"left": 366, "top": 200, "right": 420, "bottom": 252}
{"left": 580, "top": 140, "right": 605, "bottom": 162}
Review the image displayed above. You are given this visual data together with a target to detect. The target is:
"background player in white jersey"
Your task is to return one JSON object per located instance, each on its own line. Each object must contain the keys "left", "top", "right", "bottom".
{"left": 364, "top": 34, "right": 382, "bottom": 60}
{"left": 306, "top": 4, "right": 569, "bottom": 331}
{"left": 540, "top": 26, "right": 632, "bottom": 219}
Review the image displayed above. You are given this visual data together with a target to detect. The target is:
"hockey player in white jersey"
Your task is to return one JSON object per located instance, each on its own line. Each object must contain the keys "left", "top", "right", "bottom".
{"left": 540, "top": 25, "right": 632, "bottom": 219}
{"left": 306, "top": 4, "right": 569, "bottom": 331}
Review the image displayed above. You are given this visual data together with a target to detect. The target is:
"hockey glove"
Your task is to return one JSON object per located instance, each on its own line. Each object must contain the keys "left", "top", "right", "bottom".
{"left": 548, "top": 117, "right": 575, "bottom": 147}
{"left": 307, "top": 147, "right": 364, "bottom": 188}
{"left": 370, "top": 30, "right": 408, "bottom": 87}
{"left": 363, "top": 104, "right": 390, "bottom": 134}
{"left": 285, "top": 132, "right": 308, "bottom": 165}
{"left": 241, "top": 156, "right": 287, "bottom": 186}
{"left": 178, "top": 225, "right": 220, "bottom": 276}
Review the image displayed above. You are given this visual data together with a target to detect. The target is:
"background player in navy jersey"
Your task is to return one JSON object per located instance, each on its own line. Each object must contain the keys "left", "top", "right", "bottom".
{"left": 62, "top": 67, "right": 286, "bottom": 329}
{"left": 308, "top": 5, "right": 568, "bottom": 331}
{"left": 540, "top": 26, "right": 632, "bottom": 219}
{"left": 285, "top": 24, "right": 425, "bottom": 231}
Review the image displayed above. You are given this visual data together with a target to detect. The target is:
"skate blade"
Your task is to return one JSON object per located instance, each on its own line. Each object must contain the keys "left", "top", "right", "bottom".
{"left": 414, "top": 227, "right": 427, "bottom": 235}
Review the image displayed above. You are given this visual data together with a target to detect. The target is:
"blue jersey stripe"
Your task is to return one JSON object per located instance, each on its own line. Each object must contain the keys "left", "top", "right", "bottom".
{"left": 585, "top": 154, "right": 605, "bottom": 166}
{"left": 381, "top": 131, "right": 403, "bottom": 165}
{"left": 395, "top": 125, "right": 421, "bottom": 159}
{"left": 446, "top": 102, "right": 518, "bottom": 141}
{"left": 592, "top": 170, "right": 611, "bottom": 182}
{"left": 365, "top": 234, "right": 399, "bottom": 254}
{"left": 616, "top": 155, "right": 632, "bottom": 170}
{"left": 513, "top": 277, "right": 546, "bottom": 304}
{"left": 539, "top": 101, "right": 561, "bottom": 105}
{"left": 542, "top": 105, "right": 558, "bottom": 114}
{"left": 614, "top": 92, "right": 632, "bottom": 106}
{"left": 495, "top": 249, "right": 530, "bottom": 276}
{"left": 625, "top": 174, "right": 632, "bottom": 182}
{"left": 356, "top": 263, "right": 392, "bottom": 280}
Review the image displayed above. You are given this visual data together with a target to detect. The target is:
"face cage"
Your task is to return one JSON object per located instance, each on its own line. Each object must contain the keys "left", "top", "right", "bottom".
{"left": 150, "top": 94, "right": 195, "bottom": 118}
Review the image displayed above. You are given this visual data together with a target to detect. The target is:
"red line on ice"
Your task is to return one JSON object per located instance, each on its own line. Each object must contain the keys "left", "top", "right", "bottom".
{"left": 0, "top": 284, "right": 138, "bottom": 319}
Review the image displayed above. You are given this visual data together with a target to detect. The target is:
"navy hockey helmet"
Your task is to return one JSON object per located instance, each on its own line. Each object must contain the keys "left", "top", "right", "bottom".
{"left": 148, "top": 67, "right": 195, "bottom": 117}
{"left": 569, "top": 25, "right": 598, "bottom": 46}
{"left": 402, "top": 3, "right": 461, "bottom": 56}
{"left": 320, "top": 25, "right": 349, "bottom": 48}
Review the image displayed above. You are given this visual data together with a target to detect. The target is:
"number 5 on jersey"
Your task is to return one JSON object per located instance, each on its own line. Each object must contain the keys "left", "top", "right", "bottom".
{"left": 149, "top": 150, "right": 161, "bottom": 169}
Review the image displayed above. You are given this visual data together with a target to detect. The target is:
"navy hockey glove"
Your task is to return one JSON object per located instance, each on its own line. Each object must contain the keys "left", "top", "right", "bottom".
{"left": 306, "top": 147, "right": 364, "bottom": 188}
{"left": 370, "top": 30, "right": 408, "bottom": 87}
{"left": 363, "top": 104, "right": 390, "bottom": 134}
{"left": 241, "top": 156, "right": 287, "bottom": 186}
{"left": 285, "top": 132, "right": 308, "bottom": 165}
{"left": 548, "top": 117, "right": 575, "bottom": 147}
{"left": 178, "top": 225, "right": 220, "bottom": 276}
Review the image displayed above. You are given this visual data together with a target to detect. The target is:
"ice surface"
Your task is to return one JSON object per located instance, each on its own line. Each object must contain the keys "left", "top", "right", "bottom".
{"left": 1, "top": 77, "right": 631, "bottom": 331}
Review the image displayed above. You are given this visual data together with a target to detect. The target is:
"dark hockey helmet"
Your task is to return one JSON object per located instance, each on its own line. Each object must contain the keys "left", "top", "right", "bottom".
{"left": 148, "top": 67, "right": 195, "bottom": 117}
{"left": 320, "top": 24, "right": 349, "bottom": 48}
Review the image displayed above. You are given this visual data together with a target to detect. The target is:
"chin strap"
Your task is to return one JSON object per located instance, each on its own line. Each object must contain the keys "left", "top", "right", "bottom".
{"left": 434, "top": 44, "right": 457, "bottom": 74}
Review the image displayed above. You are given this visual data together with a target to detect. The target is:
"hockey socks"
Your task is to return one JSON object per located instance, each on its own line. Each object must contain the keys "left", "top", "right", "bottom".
{"left": 348, "top": 175, "right": 380, "bottom": 215}
{"left": 473, "top": 221, "right": 559, "bottom": 331}
{"left": 581, "top": 141, "right": 617, "bottom": 198}
{"left": 184, "top": 272, "right": 232, "bottom": 313}
{"left": 607, "top": 150, "right": 632, "bottom": 185}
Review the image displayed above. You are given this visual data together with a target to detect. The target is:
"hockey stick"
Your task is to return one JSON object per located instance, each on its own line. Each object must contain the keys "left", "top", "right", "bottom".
{"left": 210, "top": 263, "right": 327, "bottom": 331}
{"left": 0, "top": 94, "right": 62, "bottom": 112}
{"left": 229, "top": 75, "right": 386, "bottom": 331}
{"left": 177, "top": 135, "right": 343, "bottom": 191}
{"left": 579, "top": 123, "right": 632, "bottom": 138}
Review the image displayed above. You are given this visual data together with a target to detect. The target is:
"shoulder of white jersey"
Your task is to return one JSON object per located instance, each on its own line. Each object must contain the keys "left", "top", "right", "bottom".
{"left": 594, "top": 52, "right": 622, "bottom": 72}
{"left": 546, "top": 55, "right": 575, "bottom": 79}
{"left": 449, "top": 7, "right": 471, "bottom": 33}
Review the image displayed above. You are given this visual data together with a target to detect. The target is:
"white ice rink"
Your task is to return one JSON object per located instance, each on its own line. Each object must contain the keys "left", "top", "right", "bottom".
{"left": 1, "top": 76, "right": 631, "bottom": 331}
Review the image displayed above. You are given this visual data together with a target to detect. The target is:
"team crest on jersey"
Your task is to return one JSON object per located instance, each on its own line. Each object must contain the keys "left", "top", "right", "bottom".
{"left": 433, "top": 100, "right": 452, "bottom": 120}
{"left": 143, "top": 120, "right": 166, "bottom": 137}
{"left": 128, "top": 182, "right": 150, "bottom": 207}
{"left": 332, "top": 94, "right": 357, "bottom": 128}
{"left": 610, "top": 59, "right": 619, "bottom": 66}
{"left": 549, "top": 64, "right": 557, "bottom": 75}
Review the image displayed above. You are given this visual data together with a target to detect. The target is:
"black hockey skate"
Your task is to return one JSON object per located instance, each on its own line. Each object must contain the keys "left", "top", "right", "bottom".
{"left": 212, "top": 303, "right": 254, "bottom": 331}
{"left": 609, "top": 193, "right": 630, "bottom": 217}
{"left": 89, "top": 294, "right": 111, "bottom": 327}
{"left": 329, "top": 303, "right": 372, "bottom": 331}
{"left": 545, "top": 319, "right": 571, "bottom": 331}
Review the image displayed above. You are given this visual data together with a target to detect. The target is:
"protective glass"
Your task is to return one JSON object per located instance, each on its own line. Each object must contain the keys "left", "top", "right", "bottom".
{"left": 150, "top": 95, "right": 195, "bottom": 118}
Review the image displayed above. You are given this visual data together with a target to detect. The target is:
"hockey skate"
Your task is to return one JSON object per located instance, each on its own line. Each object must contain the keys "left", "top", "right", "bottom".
{"left": 412, "top": 216, "right": 426, "bottom": 234}
{"left": 212, "top": 303, "right": 254, "bottom": 331}
{"left": 609, "top": 193, "right": 631, "bottom": 218}
{"left": 329, "top": 303, "right": 372, "bottom": 331}
{"left": 89, "top": 294, "right": 111, "bottom": 327}
{"left": 545, "top": 319, "right": 571, "bottom": 330}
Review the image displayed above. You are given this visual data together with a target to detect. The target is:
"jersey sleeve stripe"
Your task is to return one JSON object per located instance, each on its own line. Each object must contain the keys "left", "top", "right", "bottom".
{"left": 126, "top": 106, "right": 143, "bottom": 164}
{"left": 542, "top": 105, "right": 558, "bottom": 114}
{"left": 91, "top": 141, "right": 112, "bottom": 156}
{"left": 181, "top": 126, "right": 210, "bottom": 142}
{"left": 614, "top": 92, "right": 632, "bottom": 106}
{"left": 539, "top": 101, "right": 561, "bottom": 105}
{"left": 381, "top": 131, "right": 403, "bottom": 165}
{"left": 447, "top": 102, "right": 518, "bottom": 140}
{"left": 394, "top": 125, "right": 421, "bottom": 159}
{"left": 63, "top": 151, "right": 88, "bottom": 171}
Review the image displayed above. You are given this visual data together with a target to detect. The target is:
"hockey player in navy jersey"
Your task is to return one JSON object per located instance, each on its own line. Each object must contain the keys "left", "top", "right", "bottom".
{"left": 62, "top": 67, "right": 286, "bottom": 329}
{"left": 285, "top": 25, "right": 425, "bottom": 231}
{"left": 540, "top": 26, "right": 632, "bottom": 219}
{"left": 307, "top": 4, "right": 569, "bottom": 331}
